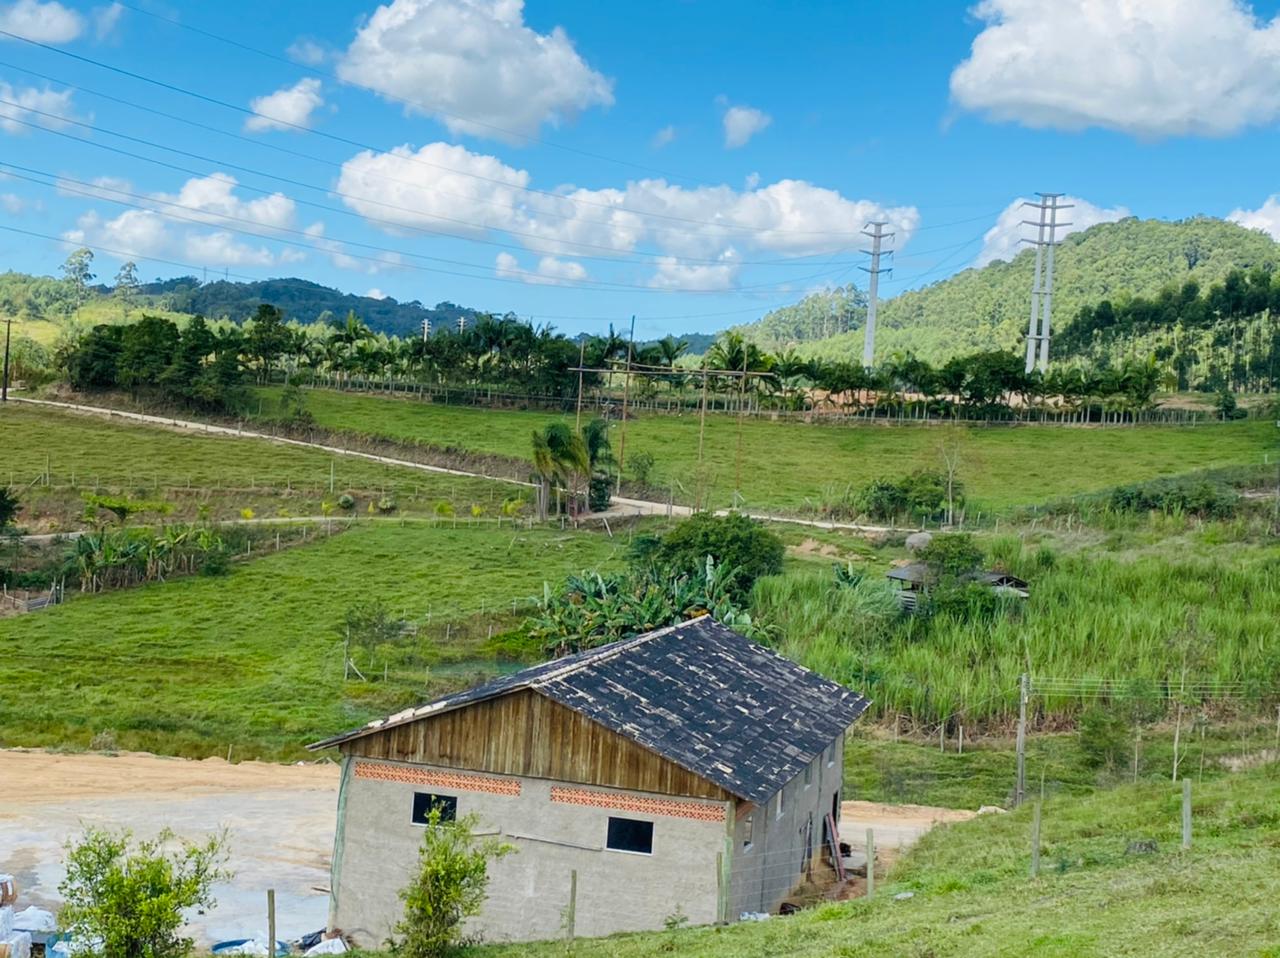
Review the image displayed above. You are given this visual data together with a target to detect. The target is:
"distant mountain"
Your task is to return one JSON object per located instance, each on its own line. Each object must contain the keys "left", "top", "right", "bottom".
{"left": 780, "top": 217, "right": 1280, "bottom": 364}
{"left": 728, "top": 283, "right": 868, "bottom": 352}
{"left": 139, "top": 276, "right": 481, "bottom": 337}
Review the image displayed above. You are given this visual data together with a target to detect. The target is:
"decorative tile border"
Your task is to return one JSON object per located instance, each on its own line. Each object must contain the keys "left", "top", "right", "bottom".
{"left": 551, "top": 785, "right": 725, "bottom": 822}
{"left": 354, "top": 760, "right": 521, "bottom": 796}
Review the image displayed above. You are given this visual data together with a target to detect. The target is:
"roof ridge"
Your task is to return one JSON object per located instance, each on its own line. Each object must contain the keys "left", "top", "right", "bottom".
{"left": 530, "top": 615, "right": 707, "bottom": 689}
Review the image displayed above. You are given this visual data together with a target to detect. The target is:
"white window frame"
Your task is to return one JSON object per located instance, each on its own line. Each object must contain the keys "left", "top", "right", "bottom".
{"left": 605, "top": 815, "right": 655, "bottom": 856}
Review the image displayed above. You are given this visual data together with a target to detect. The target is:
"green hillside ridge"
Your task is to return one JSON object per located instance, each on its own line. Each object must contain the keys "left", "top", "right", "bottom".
{"left": 761, "top": 217, "right": 1280, "bottom": 364}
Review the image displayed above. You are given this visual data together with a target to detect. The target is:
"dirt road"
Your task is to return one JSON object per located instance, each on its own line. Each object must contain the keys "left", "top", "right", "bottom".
{"left": 841, "top": 800, "right": 976, "bottom": 865}
{"left": 0, "top": 750, "right": 339, "bottom": 947}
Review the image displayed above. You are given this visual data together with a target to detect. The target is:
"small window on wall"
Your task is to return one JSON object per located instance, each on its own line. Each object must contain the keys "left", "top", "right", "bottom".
{"left": 776, "top": 786, "right": 786, "bottom": 819}
{"left": 826, "top": 742, "right": 836, "bottom": 767}
{"left": 606, "top": 816, "right": 654, "bottom": 854}
{"left": 803, "top": 763, "right": 813, "bottom": 788}
{"left": 411, "top": 792, "right": 458, "bottom": 826}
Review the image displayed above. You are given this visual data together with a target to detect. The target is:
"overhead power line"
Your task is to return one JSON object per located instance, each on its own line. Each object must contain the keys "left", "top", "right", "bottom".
{"left": 0, "top": 28, "right": 891, "bottom": 239}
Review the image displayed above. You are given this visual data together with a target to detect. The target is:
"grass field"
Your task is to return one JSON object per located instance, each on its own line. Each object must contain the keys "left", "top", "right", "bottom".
{"left": 255, "top": 386, "right": 1271, "bottom": 514}
{"left": 479, "top": 767, "right": 1280, "bottom": 958}
{"left": 0, "top": 523, "right": 623, "bottom": 760}
{"left": 0, "top": 403, "right": 518, "bottom": 528}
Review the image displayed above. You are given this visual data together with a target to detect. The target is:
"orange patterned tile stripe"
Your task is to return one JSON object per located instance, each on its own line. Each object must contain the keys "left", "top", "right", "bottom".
{"left": 550, "top": 786, "right": 726, "bottom": 822}
{"left": 354, "top": 761, "right": 521, "bottom": 796}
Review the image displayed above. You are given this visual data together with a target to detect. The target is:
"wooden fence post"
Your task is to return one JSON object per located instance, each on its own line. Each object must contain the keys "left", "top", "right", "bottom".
{"left": 566, "top": 869, "right": 577, "bottom": 941}
{"left": 1181, "top": 778, "right": 1192, "bottom": 850}
{"left": 1030, "top": 802, "right": 1041, "bottom": 878}
{"left": 267, "top": 889, "right": 276, "bottom": 956}
{"left": 865, "top": 828, "right": 875, "bottom": 899}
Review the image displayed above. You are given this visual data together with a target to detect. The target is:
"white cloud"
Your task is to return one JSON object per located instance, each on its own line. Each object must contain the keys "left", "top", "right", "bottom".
{"left": 245, "top": 78, "right": 325, "bottom": 133}
{"left": 976, "top": 195, "right": 1130, "bottom": 267}
{"left": 305, "top": 222, "right": 402, "bottom": 274}
{"left": 365, "top": 287, "right": 389, "bottom": 299}
{"left": 1, "top": 192, "right": 25, "bottom": 214}
{"left": 495, "top": 251, "right": 587, "bottom": 285}
{"left": 951, "top": 0, "right": 1280, "bottom": 138}
{"left": 92, "top": 2, "right": 122, "bottom": 40}
{"left": 287, "top": 37, "right": 328, "bottom": 66}
{"left": 155, "top": 172, "right": 297, "bottom": 231}
{"left": 648, "top": 251, "right": 740, "bottom": 292}
{"left": 1228, "top": 194, "right": 1280, "bottom": 240}
{"left": 722, "top": 104, "right": 771, "bottom": 148}
{"left": 0, "top": 82, "right": 79, "bottom": 134}
{"left": 0, "top": 0, "right": 83, "bottom": 42}
{"left": 55, "top": 174, "right": 134, "bottom": 201}
{"left": 337, "top": 139, "right": 920, "bottom": 289}
{"left": 63, "top": 209, "right": 171, "bottom": 259}
{"left": 651, "top": 125, "right": 676, "bottom": 149}
{"left": 337, "top": 0, "right": 613, "bottom": 141}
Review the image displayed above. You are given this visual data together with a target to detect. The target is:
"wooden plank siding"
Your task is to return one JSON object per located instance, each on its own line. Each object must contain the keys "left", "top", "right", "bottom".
{"left": 341, "top": 689, "right": 732, "bottom": 801}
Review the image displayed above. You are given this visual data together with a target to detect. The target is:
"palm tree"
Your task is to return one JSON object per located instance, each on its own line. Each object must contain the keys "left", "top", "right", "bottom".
{"left": 531, "top": 423, "right": 589, "bottom": 520}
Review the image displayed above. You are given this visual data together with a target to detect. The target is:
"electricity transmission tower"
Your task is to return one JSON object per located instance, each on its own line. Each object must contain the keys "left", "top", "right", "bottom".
{"left": 421, "top": 318, "right": 431, "bottom": 341}
{"left": 1021, "top": 194, "right": 1072, "bottom": 373}
{"left": 860, "top": 222, "right": 893, "bottom": 369}
{"left": 458, "top": 315, "right": 466, "bottom": 334}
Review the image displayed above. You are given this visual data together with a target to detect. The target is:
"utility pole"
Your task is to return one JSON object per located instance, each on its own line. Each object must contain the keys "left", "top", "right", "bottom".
{"left": 574, "top": 338, "right": 586, "bottom": 431}
{"left": 860, "top": 222, "right": 893, "bottom": 369}
{"left": 1, "top": 314, "right": 11, "bottom": 402}
{"left": 421, "top": 318, "right": 430, "bottom": 341}
{"left": 616, "top": 316, "right": 636, "bottom": 493}
{"left": 1021, "top": 194, "right": 1072, "bottom": 372}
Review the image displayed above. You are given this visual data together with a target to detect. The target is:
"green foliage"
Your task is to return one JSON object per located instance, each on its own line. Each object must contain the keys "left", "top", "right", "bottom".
{"left": 847, "top": 470, "right": 952, "bottom": 523}
{"left": 341, "top": 598, "right": 407, "bottom": 660}
{"left": 394, "top": 810, "right": 512, "bottom": 958}
{"left": 82, "top": 493, "right": 173, "bottom": 526}
{"left": 653, "top": 512, "right": 784, "bottom": 601}
{"left": 587, "top": 474, "right": 612, "bottom": 512}
{"left": 1106, "top": 477, "right": 1240, "bottom": 518}
{"left": 628, "top": 450, "right": 656, "bottom": 484}
{"left": 58, "top": 827, "right": 229, "bottom": 958}
{"left": 730, "top": 283, "right": 867, "bottom": 351}
{"left": 0, "top": 486, "right": 19, "bottom": 529}
{"left": 278, "top": 382, "right": 315, "bottom": 426}
{"left": 338, "top": 493, "right": 356, "bottom": 510}
{"left": 526, "top": 557, "right": 766, "bottom": 657}
{"left": 1077, "top": 705, "right": 1132, "bottom": 771}
{"left": 916, "top": 532, "right": 984, "bottom": 579}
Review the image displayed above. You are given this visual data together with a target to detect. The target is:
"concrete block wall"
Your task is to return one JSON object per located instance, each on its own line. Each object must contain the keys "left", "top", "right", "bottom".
{"left": 330, "top": 757, "right": 730, "bottom": 946}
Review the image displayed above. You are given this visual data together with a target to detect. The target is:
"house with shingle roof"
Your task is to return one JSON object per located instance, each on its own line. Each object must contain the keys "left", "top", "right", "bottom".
{"left": 309, "top": 616, "right": 870, "bottom": 945}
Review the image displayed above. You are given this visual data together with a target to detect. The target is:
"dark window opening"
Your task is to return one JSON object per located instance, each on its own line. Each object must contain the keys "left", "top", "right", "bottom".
{"left": 411, "top": 792, "right": 458, "bottom": 825}
{"left": 606, "top": 816, "right": 654, "bottom": 854}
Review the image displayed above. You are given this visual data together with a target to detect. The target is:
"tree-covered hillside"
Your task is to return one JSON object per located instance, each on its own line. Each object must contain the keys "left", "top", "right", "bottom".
{"left": 785, "top": 217, "right": 1279, "bottom": 364}
{"left": 138, "top": 276, "right": 479, "bottom": 337}
{"left": 728, "top": 283, "right": 868, "bottom": 351}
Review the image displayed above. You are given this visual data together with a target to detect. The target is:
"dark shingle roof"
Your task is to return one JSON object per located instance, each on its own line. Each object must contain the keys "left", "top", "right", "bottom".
{"left": 311, "top": 617, "right": 869, "bottom": 804}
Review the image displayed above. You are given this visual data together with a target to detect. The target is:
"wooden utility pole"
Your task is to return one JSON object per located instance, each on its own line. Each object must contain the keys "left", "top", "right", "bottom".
{"left": 734, "top": 351, "right": 747, "bottom": 500}
{"left": 1, "top": 314, "right": 11, "bottom": 402}
{"left": 266, "top": 889, "right": 276, "bottom": 956}
{"left": 1181, "top": 778, "right": 1192, "bottom": 850}
{"left": 1015, "top": 672, "right": 1029, "bottom": 807}
{"left": 1029, "top": 803, "right": 1041, "bottom": 878}
{"left": 566, "top": 870, "right": 577, "bottom": 941}
{"left": 574, "top": 338, "right": 586, "bottom": 431}
{"left": 864, "top": 828, "right": 875, "bottom": 899}
{"left": 697, "top": 368, "right": 709, "bottom": 510}
{"left": 616, "top": 316, "right": 635, "bottom": 493}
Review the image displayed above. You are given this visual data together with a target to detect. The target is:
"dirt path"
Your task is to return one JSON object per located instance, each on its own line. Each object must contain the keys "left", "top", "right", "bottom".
{"left": 0, "top": 750, "right": 340, "bottom": 947}
{"left": 13, "top": 397, "right": 912, "bottom": 535}
{"left": 840, "top": 800, "right": 976, "bottom": 866}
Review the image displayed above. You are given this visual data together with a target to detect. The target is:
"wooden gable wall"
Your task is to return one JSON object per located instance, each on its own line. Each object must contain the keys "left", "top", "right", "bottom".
{"left": 341, "top": 688, "right": 731, "bottom": 801}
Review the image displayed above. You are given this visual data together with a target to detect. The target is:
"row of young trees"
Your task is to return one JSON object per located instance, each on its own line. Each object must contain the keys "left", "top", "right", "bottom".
{"left": 1059, "top": 267, "right": 1280, "bottom": 393}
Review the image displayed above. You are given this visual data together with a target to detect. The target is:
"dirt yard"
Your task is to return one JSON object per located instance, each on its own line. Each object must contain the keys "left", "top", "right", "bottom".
{"left": 841, "top": 799, "right": 977, "bottom": 866}
{"left": 0, "top": 749, "right": 340, "bottom": 947}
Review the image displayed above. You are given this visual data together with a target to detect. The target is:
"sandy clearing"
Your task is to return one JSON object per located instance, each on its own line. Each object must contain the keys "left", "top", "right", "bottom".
{"left": 841, "top": 799, "right": 977, "bottom": 865}
{"left": 0, "top": 750, "right": 340, "bottom": 947}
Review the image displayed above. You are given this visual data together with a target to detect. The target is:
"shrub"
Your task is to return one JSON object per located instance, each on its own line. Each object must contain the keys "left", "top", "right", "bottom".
{"left": 337, "top": 493, "right": 356, "bottom": 511}
{"left": 377, "top": 496, "right": 397, "bottom": 514}
{"left": 629, "top": 450, "right": 655, "bottom": 485}
{"left": 394, "top": 809, "right": 512, "bottom": 958}
{"left": 434, "top": 500, "right": 455, "bottom": 518}
{"left": 1106, "top": 478, "right": 1239, "bottom": 519}
{"left": 59, "top": 828, "right": 230, "bottom": 958}
{"left": 1077, "top": 705, "right": 1131, "bottom": 771}
{"left": 588, "top": 475, "right": 612, "bottom": 512}
{"left": 654, "top": 512, "right": 784, "bottom": 601}
{"left": 854, "top": 470, "right": 953, "bottom": 522}
{"left": 0, "top": 486, "right": 19, "bottom": 530}
{"left": 917, "top": 533, "right": 984, "bottom": 579}
{"left": 88, "top": 729, "right": 118, "bottom": 752}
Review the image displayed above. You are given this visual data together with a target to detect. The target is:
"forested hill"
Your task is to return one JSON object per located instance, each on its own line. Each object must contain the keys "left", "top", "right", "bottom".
{"left": 728, "top": 283, "right": 868, "bottom": 352}
{"left": 779, "top": 217, "right": 1279, "bottom": 364}
{"left": 138, "top": 276, "right": 480, "bottom": 337}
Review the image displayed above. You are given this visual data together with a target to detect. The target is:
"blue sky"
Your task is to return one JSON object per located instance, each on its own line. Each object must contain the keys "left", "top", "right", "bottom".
{"left": 2, "top": 0, "right": 1280, "bottom": 337}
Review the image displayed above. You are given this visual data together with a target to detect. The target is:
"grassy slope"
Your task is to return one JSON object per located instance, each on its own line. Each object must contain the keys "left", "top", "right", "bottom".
{"left": 480, "top": 768, "right": 1280, "bottom": 958}
{"left": 254, "top": 387, "right": 1269, "bottom": 514}
{"left": 0, "top": 403, "right": 509, "bottom": 517}
{"left": 0, "top": 523, "right": 622, "bottom": 760}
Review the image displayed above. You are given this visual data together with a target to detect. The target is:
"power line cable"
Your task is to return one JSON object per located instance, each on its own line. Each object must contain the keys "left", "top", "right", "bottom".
{"left": 0, "top": 28, "right": 903, "bottom": 239}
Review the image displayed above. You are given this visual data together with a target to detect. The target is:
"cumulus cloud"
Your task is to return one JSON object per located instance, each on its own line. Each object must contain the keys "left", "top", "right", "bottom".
{"left": 976, "top": 195, "right": 1130, "bottom": 267}
{"left": 722, "top": 104, "right": 771, "bottom": 148}
{"left": 0, "top": 0, "right": 82, "bottom": 42}
{"left": 495, "top": 251, "right": 588, "bottom": 285}
{"left": 63, "top": 173, "right": 309, "bottom": 268}
{"left": 245, "top": 78, "right": 325, "bottom": 133}
{"left": 649, "top": 252, "right": 740, "bottom": 292}
{"left": 365, "top": 287, "right": 389, "bottom": 299}
{"left": 304, "top": 222, "right": 402, "bottom": 273}
{"left": 1228, "top": 194, "right": 1280, "bottom": 240}
{"left": 951, "top": 0, "right": 1280, "bottom": 138}
{"left": 337, "top": 139, "right": 920, "bottom": 289}
{"left": 0, "top": 82, "right": 80, "bottom": 134}
{"left": 651, "top": 125, "right": 676, "bottom": 149}
{"left": 337, "top": 0, "right": 613, "bottom": 141}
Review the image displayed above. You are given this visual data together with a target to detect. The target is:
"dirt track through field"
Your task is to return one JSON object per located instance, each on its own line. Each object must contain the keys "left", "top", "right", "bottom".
{"left": 12, "top": 397, "right": 909, "bottom": 534}
{"left": 0, "top": 750, "right": 339, "bottom": 947}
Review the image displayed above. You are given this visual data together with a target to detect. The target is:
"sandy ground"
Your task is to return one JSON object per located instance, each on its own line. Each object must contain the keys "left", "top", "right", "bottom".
{"left": 0, "top": 750, "right": 340, "bottom": 947}
{"left": 841, "top": 799, "right": 976, "bottom": 865}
